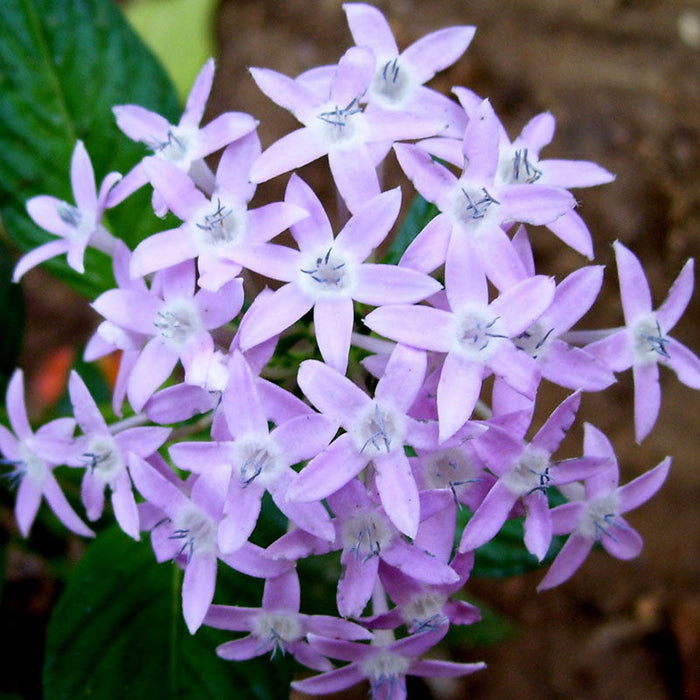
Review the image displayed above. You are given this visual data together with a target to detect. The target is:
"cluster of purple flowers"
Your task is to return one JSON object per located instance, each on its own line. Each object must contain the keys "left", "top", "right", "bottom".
{"left": 3, "top": 4, "right": 698, "bottom": 697}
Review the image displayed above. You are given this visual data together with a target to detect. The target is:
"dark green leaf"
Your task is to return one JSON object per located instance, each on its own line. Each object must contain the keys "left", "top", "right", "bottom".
{"left": 44, "top": 526, "right": 293, "bottom": 699}
{"left": 0, "top": 0, "right": 180, "bottom": 296}
{"left": 382, "top": 193, "right": 438, "bottom": 265}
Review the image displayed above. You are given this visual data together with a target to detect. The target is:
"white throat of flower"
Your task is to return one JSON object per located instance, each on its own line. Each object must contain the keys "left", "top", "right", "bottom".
{"left": 194, "top": 197, "right": 246, "bottom": 248}
{"left": 502, "top": 446, "right": 552, "bottom": 497}
{"left": 83, "top": 434, "right": 123, "bottom": 482}
{"left": 350, "top": 402, "right": 405, "bottom": 457}
{"left": 233, "top": 436, "right": 283, "bottom": 489}
{"left": 153, "top": 298, "right": 202, "bottom": 350}
{"left": 341, "top": 509, "right": 394, "bottom": 561}
{"left": 298, "top": 247, "right": 355, "bottom": 299}
{"left": 630, "top": 314, "right": 671, "bottom": 366}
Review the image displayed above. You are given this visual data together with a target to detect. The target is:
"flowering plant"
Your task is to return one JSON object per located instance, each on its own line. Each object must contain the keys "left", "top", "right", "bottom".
{"left": 0, "top": 2, "right": 697, "bottom": 698}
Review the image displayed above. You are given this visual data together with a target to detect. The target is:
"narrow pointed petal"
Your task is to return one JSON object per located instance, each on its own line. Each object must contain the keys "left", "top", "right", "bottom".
{"left": 298, "top": 360, "right": 370, "bottom": 423}
{"left": 461, "top": 99, "right": 500, "bottom": 181}
{"left": 181, "top": 58, "right": 214, "bottom": 127}
{"left": 219, "top": 488, "right": 262, "bottom": 552}
{"left": 292, "top": 664, "right": 364, "bottom": 696}
{"left": 43, "top": 472, "right": 95, "bottom": 537}
{"left": 523, "top": 492, "right": 552, "bottom": 561}
{"left": 519, "top": 112, "right": 556, "bottom": 151}
{"left": 287, "top": 435, "right": 369, "bottom": 502}
{"left": 399, "top": 214, "right": 452, "bottom": 274}
{"left": 375, "top": 451, "right": 420, "bottom": 538}
{"left": 314, "top": 297, "right": 354, "bottom": 373}
{"left": 633, "top": 361, "right": 661, "bottom": 443}
{"left": 285, "top": 174, "right": 333, "bottom": 250}
{"left": 363, "top": 305, "right": 453, "bottom": 353}
{"left": 585, "top": 330, "right": 633, "bottom": 373}
{"left": 546, "top": 209, "right": 594, "bottom": 258}
{"left": 13, "top": 240, "right": 71, "bottom": 282}
{"left": 16, "top": 479, "right": 42, "bottom": 537}
{"left": 402, "top": 26, "right": 476, "bottom": 84}
{"left": 249, "top": 67, "right": 318, "bottom": 119}
{"left": 330, "top": 47, "right": 375, "bottom": 107}
{"left": 666, "top": 338, "right": 700, "bottom": 389}
{"left": 6, "top": 371, "right": 32, "bottom": 439}
{"left": 141, "top": 157, "right": 206, "bottom": 220}
{"left": 111, "top": 474, "right": 140, "bottom": 540}
{"left": 394, "top": 143, "right": 457, "bottom": 205}
{"left": 328, "top": 143, "right": 380, "bottom": 214}
{"left": 459, "top": 481, "right": 517, "bottom": 552}
{"left": 194, "top": 112, "right": 258, "bottom": 161}
{"left": 344, "top": 3, "right": 398, "bottom": 56}
{"left": 70, "top": 141, "right": 97, "bottom": 210}
{"left": 217, "top": 636, "right": 266, "bottom": 661}
{"left": 613, "top": 241, "right": 652, "bottom": 321}
{"left": 127, "top": 339, "right": 178, "bottom": 411}
{"left": 499, "top": 184, "right": 575, "bottom": 225}
{"left": 272, "top": 415, "right": 338, "bottom": 465}
{"left": 250, "top": 128, "right": 328, "bottom": 183}
{"left": 600, "top": 516, "right": 644, "bottom": 560}
{"left": 130, "top": 229, "right": 197, "bottom": 278}
{"left": 617, "top": 457, "right": 671, "bottom": 513}
{"left": 656, "top": 259, "right": 695, "bottom": 331}
{"left": 338, "top": 549, "right": 379, "bottom": 618}
{"left": 411, "top": 659, "right": 486, "bottom": 678}
{"left": 381, "top": 540, "right": 459, "bottom": 585}
{"left": 238, "top": 283, "right": 312, "bottom": 351}
{"left": 532, "top": 391, "right": 581, "bottom": 453}
{"left": 225, "top": 351, "right": 268, "bottom": 435}
{"left": 353, "top": 264, "right": 441, "bottom": 305}
{"left": 540, "top": 341, "right": 616, "bottom": 391}
{"left": 437, "top": 354, "right": 483, "bottom": 442}
{"left": 183, "top": 552, "right": 217, "bottom": 633}
{"left": 540, "top": 158, "right": 615, "bottom": 188}
{"left": 375, "top": 344, "right": 427, "bottom": 413}
{"left": 537, "top": 533, "right": 593, "bottom": 590}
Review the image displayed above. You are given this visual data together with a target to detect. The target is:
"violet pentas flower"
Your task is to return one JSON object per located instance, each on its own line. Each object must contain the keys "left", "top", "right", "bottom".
{"left": 506, "top": 226, "right": 615, "bottom": 391}
{"left": 92, "top": 260, "right": 244, "bottom": 411}
{"left": 14, "top": 140, "right": 120, "bottom": 281}
{"left": 343, "top": 3, "right": 475, "bottom": 133}
{"left": 289, "top": 343, "right": 437, "bottom": 537}
{"left": 458, "top": 392, "right": 608, "bottom": 560}
{"left": 394, "top": 98, "right": 575, "bottom": 289}
{"left": 538, "top": 423, "right": 671, "bottom": 590}
{"left": 292, "top": 625, "right": 485, "bottom": 699}
{"left": 169, "top": 350, "right": 338, "bottom": 553}
{"left": 205, "top": 568, "right": 371, "bottom": 672}
{"left": 249, "top": 47, "right": 446, "bottom": 213}
{"left": 585, "top": 241, "right": 700, "bottom": 442}
{"left": 324, "top": 480, "right": 459, "bottom": 619}
{"left": 109, "top": 59, "right": 258, "bottom": 214}
{"left": 237, "top": 176, "right": 441, "bottom": 373}
{"left": 0, "top": 370, "right": 93, "bottom": 538}
{"left": 67, "top": 371, "right": 170, "bottom": 540}
{"left": 130, "top": 132, "right": 308, "bottom": 291}
{"left": 364, "top": 237, "right": 556, "bottom": 442}
{"left": 128, "top": 454, "right": 292, "bottom": 633}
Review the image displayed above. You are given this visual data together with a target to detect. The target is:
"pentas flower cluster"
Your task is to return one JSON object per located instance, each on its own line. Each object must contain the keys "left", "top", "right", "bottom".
{"left": 4, "top": 4, "right": 699, "bottom": 697}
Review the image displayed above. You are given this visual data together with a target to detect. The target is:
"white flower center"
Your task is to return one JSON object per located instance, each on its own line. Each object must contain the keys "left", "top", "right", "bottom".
{"left": 631, "top": 314, "right": 671, "bottom": 366}
{"left": 313, "top": 97, "right": 365, "bottom": 147}
{"left": 371, "top": 57, "right": 413, "bottom": 107}
{"left": 253, "top": 611, "right": 303, "bottom": 647}
{"left": 402, "top": 591, "right": 448, "bottom": 631}
{"left": 350, "top": 402, "right": 404, "bottom": 457}
{"left": 57, "top": 203, "right": 97, "bottom": 241}
{"left": 172, "top": 503, "right": 218, "bottom": 558}
{"left": 83, "top": 434, "right": 123, "bottom": 482}
{"left": 502, "top": 446, "right": 551, "bottom": 497}
{"left": 298, "top": 247, "right": 354, "bottom": 298}
{"left": 153, "top": 298, "right": 201, "bottom": 350}
{"left": 454, "top": 309, "right": 507, "bottom": 361}
{"left": 497, "top": 146, "right": 543, "bottom": 185}
{"left": 151, "top": 127, "right": 195, "bottom": 167}
{"left": 194, "top": 197, "right": 246, "bottom": 248}
{"left": 450, "top": 182, "right": 500, "bottom": 230}
{"left": 359, "top": 650, "right": 411, "bottom": 686}
{"left": 341, "top": 509, "right": 394, "bottom": 560}
{"left": 421, "top": 447, "right": 481, "bottom": 495}
{"left": 580, "top": 493, "right": 620, "bottom": 540}
{"left": 233, "top": 436, "right": 282, "bottom": 489}
{"left": 513, "top": 321, "right": 555, "bottom": 359}
{"left": 18, "top": 445, "right": 48, "bottom": 487}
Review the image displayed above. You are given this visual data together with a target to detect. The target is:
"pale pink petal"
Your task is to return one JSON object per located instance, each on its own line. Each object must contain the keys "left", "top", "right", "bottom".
{"left": 353, "top": 265, "right": 441, "bottom": 305}
{"left": 633, "top": 361, "right": 660, "bottom": 443}
{"left": 398, "top": 213, "right": 452, "bottom": 274}
{"left": 285, "top": 174, "right": 333, "bottom": 250}
{"left": 402, "top": 26, "right": 476, "bottom": 84}
{"left": 363, "top": 305, "right": 453, "bottom": 352}
{"left": 375, "top": 451, "right": 420, "bottom": 538}
{"left": 437, "top": 353, "right": 483, "bottom": 443}
{"left": 219, "top": 487, "right": 263, "bottom": 552}
{"left": 194, "top": 112, "right": 258, "bottom": 161}
{"left": 537, "top": 533, "right": 593, "bottom": 590}
{"left": 217, "top": 636, "right": 266, "bottom": 661}
{"left": 600, "top": 516, "right": 644, "bottom": 560}
{"left": 458, "top": 480, "right": 517, "bottom": 553}
{"left": 181, "top": 58, "right": 214, "bottom": 127}
{"left": 297, "top": 360, "right": 371, "bottom": 424}
{"left": 286, "top": 435, "right": 369, "bottom": 503}
{"left": 344, "top": 3, "right": 398, "bottom": 55}
{"left": 330, "top": 47, "right": 375, "bottom": 107}
{"left": 381, "top": 540, "right": 459, "bottom": 585}
{"left": 444, "top": 235, "right": 488, "bottom": 310}
{"left": 70, "top": 141, "right": 97, "bottom": 210}
{"left": 224, "top": 351, "right": 268, "bottom": 435}
{"left": 130, "top": 228, "right": 198, "bottom": 278}
{"left": 518, "top": 112, "right": 556, "bottom": 151}
{"left": 183, "top": 551, "right": 217, "bottom": 633}
{"left": 314, "top": 297, "right": 354, "bottom": 373}
{"left": 617, "top": 457, "right": 671, "bottom": 514}
{"left": 375, "top": 344, "right": 426, "bottom": 413}
{"left": 112, "top": 104, "right": 170, "bottom": 143}
{"left": 540, "top": 158, "right": 615, "bottom": 188}
{"left": 656, "top": 259, "right": 695, "bottom": 331}
{"left": 249, "top": 66, "right": 318, "bottom": 119}
{"left": 111, "top": 471, "right": 140, "bottom": 540}
{"left": 666, "top": 338, "right": 700, "bottom": 389}
{"left": 328, "top": 143, "right": 380, "bottom": 214}
{"left": 127, "top": 338, "right": 179, "bottom": 411}
{"left": 613, "top": 241, "right": 652, "bottom": 321}
{"left": 6, "top": 371, "right": 32, "bottom": 439}
{"left": 238, "top": 283, "right": 312, "bottom": 351}
{"left": 250, "top": 128, "right": 329, "bottom": 183}
{"left": 43, "top": 471, "right": 94, "bottom": 537}
{"left": 292, "top": 663, "right": 364, "bottom": 696}
{"left": 523, "top": 492, "right": 552, "bottom": 561}
{"left": 16, "top": 478, "right": 42, "bottom": 537}
{"left": 12, "top": 240, "right": 71, "bottom": 282}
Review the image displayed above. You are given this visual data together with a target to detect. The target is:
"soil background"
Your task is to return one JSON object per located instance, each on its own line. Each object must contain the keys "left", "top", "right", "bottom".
{"left": 2, "top": 1, "right": 699, "bottom": 699}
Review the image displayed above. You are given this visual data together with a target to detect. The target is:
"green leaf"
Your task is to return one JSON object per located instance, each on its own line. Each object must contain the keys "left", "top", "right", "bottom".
{"left": 124, "top": 0, "right": 218, "bottom": 102}
{"left": 0, "top": 0, "right": 180, "bottom": 297}
{"left": 43, "top": 526, "right": 294, "bottom": 700}
{"left": 382, "top": 193, "right": 438, "bottom": 265}
{"left": 0, "top": 237, "right": 23, "bottom": 391}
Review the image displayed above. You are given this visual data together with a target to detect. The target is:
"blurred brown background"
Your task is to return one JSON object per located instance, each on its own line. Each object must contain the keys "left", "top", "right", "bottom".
{"left": 6, "top": 1, "right": 700, "bottom": 698}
